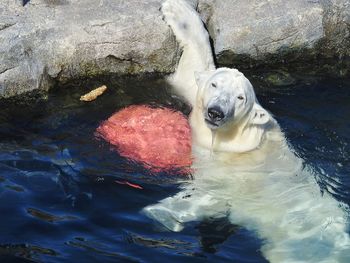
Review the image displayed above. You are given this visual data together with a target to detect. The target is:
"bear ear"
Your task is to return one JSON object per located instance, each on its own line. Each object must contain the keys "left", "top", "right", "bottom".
{"left": 194, "top": 71, "right": 214, "bottom": 89}
{"left": 249, "top": 103, "right": 270, "bottom": 125}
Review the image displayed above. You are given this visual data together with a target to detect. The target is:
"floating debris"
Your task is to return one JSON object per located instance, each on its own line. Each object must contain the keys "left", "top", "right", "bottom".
{"left": 80, "top": 85, "right": 107, "bottom": 102}
{"left": 115, "top": 180, "right": 143, "bottom": 190}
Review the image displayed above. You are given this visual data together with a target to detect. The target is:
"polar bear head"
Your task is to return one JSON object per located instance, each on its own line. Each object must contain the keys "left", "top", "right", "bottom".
{"left": 195, "top": 68, "right": 270, "bottom": 130}
{"left": 193, "top": 68, "right": 275, "bottom": 152}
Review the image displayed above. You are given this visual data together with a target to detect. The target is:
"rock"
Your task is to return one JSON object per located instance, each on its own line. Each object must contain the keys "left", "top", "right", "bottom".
{"left": 0, "top": 0, "right": 178, "bottom": 98}
{"left": 1, "top": 0, "right": 349, "bottom": 99}
{"left": 198, "top": 0, "right": 350, "bottom": 67}
{"left": 321, "top": 0, "right": 350, "bottom": 58}
{"left": 263, "top": 71, "right": 296, "bottom": 87}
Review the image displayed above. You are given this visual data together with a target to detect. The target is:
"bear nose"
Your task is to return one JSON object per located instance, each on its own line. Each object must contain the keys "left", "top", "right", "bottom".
{"left": 208, "top": 106, "right": 225, "bottom": 121}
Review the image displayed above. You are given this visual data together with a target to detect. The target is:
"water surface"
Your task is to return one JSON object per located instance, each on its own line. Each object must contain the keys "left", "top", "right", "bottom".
{"left": 0, "top": 72, "right": 349, "bottom": 262}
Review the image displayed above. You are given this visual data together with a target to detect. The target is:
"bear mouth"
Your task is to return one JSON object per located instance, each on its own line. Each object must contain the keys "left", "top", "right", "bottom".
{"left": 205, "top": 118, "right": 220, "bottom": 128}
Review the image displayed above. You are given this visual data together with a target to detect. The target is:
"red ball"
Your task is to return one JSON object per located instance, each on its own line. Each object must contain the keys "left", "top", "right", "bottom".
{"left": 96, "top": 105, "right": 192, "bottom": 172}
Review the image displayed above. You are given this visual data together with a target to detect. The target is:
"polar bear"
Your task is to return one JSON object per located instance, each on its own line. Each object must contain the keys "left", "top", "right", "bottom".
{"left": 143, "top": 0, "right": 350, "bottom": 262}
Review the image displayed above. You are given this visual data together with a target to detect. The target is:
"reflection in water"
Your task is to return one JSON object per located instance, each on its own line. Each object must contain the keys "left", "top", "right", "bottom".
{"left": 4, "top": 185, "right": 25, "bottom": 192}
{"left": 125, "top": 232, "right": 193, "bottom": 250}
{"left": 0, "top": 243, "right": 58, "bottom": 262}
{"left": 0, "top": 73, "right": 349, "bottom": 262}
{"left": 210, "top": 130, "right": 217, "bottom": 157}
{"left": 196, "top": 217, "right": 238, "bottom": 253}
{"left": 26, "top": 207, "right": 79, "bottom": 223}
{"left": 66, "top": 237, "right": 140, "bottom": 262}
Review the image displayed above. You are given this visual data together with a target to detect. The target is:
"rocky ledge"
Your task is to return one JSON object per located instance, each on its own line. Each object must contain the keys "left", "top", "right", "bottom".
{"left": 198, "top": 0, "right": 350, "bottom": 69}
{"left": 1, "top": 0, "right": 349, "bottom": 99}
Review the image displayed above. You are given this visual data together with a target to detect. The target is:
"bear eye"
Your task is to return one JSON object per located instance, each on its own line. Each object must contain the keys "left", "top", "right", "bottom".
{"left": 237, "top": 95, "right": 244, "bottom": 100}
{"left": 211, "top": 83, "right": 217, "bottom": 88}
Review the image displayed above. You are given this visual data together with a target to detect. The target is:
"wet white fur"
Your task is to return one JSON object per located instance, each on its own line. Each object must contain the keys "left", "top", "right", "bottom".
{"left": 143, "top": 0, "right": 350, "bottom": 262}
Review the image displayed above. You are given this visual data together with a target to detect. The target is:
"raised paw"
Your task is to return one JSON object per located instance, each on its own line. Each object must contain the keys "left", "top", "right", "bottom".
{"left": 161, "top": 0, "right": 207, "bottom": 46}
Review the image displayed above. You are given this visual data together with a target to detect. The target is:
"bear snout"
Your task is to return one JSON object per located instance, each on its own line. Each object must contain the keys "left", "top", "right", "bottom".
{"left": 208, "top": 106, "right": 225, "bottom": 121}
{"left": 205, "top": 106, "right": 226, "bottom": 129}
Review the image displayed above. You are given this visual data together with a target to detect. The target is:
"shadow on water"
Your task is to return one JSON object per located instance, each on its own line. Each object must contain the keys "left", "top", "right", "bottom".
{"left": 0, "top": 72, "right": 349, "bottom": 262}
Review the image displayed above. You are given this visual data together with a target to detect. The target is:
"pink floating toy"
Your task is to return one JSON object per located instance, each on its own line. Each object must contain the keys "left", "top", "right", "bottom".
{"left": 96, "top": 105, "right": 192, "bottom": 172}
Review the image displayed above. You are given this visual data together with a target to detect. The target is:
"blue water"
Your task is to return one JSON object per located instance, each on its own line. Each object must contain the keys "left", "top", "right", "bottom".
{"left": 0, "top": 72, "right": 349, "bottom": 262}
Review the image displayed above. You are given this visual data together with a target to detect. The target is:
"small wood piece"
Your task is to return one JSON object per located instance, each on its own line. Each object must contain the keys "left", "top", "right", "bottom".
{"left": 80, "top": 85, "right": 107, "bottom": 102}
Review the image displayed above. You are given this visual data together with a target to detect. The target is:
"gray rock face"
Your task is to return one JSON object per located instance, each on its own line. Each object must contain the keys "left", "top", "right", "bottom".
{"left": 1, "top": 0, "right": 349, "bottom": 99}
{"left": 0, "top": 0, "right": 177, "bottom": 98}
{"left": 200, "top": 1, "right": 324, "bottom": 56}
{"left": 198, "top": 0, "right": 350, "bottom": 66}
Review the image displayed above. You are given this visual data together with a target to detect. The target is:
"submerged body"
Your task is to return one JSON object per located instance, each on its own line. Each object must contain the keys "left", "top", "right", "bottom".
{"left": 148, "top": 139, "right": 350, "bottom": 262}
{"left": 143, "top": 0, "right": 350, "bottom": 262}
